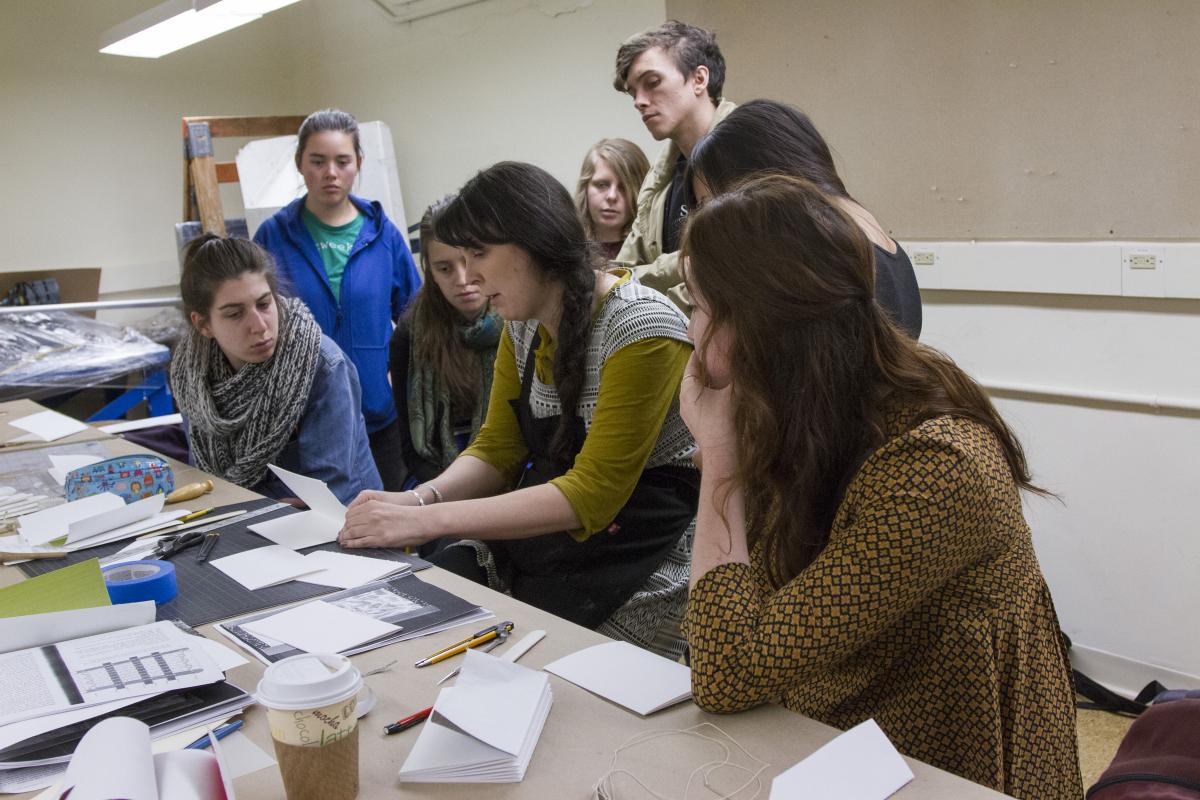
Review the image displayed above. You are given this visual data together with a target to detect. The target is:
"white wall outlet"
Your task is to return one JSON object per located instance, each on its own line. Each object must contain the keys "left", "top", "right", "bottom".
{"left": 1121, "top": 246, "right": 1166, "bottom": 297}
{"left": 912, "top": 250, "right": 936, "bottom": 266}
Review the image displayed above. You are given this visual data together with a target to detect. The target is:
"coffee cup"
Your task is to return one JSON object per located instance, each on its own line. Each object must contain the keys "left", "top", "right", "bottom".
{"left": 256, "top": 652, "right": 367, "bottom": 800}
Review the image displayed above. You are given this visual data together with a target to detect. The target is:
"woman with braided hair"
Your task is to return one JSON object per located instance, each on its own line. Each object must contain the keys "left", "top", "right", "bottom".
{"left": 171, "top": 234, "right": 381, "bottom": 505}
{"left": 340, "top": 162, "right": 699, "bottom": 657}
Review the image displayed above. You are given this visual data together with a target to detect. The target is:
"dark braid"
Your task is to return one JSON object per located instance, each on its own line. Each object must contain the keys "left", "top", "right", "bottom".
{"left": 433, "top": 162, "right": 599, "bottom": 465}
{"left": 550, "top": 262, "right": 595, "bottom": 463}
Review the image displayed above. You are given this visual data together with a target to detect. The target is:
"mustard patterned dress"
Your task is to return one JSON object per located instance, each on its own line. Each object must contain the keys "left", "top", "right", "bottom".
{"left": 684, "top": 408, "right": 1083, "bottom": 800}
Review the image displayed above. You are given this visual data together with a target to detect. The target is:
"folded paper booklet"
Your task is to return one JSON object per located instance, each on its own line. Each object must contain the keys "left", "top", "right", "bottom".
{"left": 57, "top": 716, "right": 236, "bottom": 800}
{"left": 768, "top": 718, "right": 913, "bottom": 800}
{"left": 398, "top": 649, "right": 552, "bottom": 783}
{"left": 542, "top": 640, "right": 691, "bottom": 716}
{"left": 246, "top": 464, "right": 345, "bottom": 549}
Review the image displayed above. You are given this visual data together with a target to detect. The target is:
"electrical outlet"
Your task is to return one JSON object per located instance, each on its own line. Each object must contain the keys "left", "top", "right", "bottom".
{"left": 1128, "top": 253, "right": 1157, "bottom": 270}
{"left": 912, "top": 251, "right": 936, "bottom": 267}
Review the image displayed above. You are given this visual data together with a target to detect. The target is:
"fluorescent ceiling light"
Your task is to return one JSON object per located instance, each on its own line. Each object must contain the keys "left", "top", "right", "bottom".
{"left": 100, "top": 0, "right": 301, "bottom": 59}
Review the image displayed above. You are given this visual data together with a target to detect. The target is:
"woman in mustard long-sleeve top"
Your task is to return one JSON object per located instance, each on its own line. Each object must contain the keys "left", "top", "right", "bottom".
{"left": 677, "top": 174, "right": 1082, "bottom": 800}
{"left": 339, "top": 162, "right": 698, "bottom": 657}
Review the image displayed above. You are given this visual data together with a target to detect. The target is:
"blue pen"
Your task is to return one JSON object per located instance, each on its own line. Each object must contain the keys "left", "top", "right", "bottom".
{"left": 184, "top": 719, "right": 243, "bottom": 750}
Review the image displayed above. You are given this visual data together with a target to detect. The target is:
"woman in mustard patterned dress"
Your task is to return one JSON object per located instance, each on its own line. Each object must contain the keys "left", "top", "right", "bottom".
{"left": 677, "top": 174, "right": 1082, "bottom": 800}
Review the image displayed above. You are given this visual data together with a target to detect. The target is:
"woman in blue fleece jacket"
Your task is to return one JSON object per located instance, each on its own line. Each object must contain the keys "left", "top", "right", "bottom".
{"left": 254, "top": 109, "right": 420, "bottom": 490}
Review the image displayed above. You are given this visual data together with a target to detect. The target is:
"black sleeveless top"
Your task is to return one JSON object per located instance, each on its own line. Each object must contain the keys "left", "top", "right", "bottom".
{"left": 874, "top": 243, "right": 922, "bottom": 339}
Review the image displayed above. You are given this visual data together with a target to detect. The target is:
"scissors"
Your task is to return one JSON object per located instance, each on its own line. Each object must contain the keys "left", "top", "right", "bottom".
{"left": 153, "top": 530, "right": 206, "bottom": 559}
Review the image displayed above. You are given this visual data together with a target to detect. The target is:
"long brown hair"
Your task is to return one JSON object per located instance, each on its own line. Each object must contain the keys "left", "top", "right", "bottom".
{"left": 682, "top": 174, "right": 1043, "bottom": 588}
{"left": 403, "top": 197, "right": 484, "bottom": 406}
{"left": 573, "top": 138, "right": 650, "bottom": 241}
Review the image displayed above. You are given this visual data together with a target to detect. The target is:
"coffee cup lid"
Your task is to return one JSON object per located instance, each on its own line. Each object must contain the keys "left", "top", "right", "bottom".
{"left": 256, "top": 652, "right": 363, "bottom": 711}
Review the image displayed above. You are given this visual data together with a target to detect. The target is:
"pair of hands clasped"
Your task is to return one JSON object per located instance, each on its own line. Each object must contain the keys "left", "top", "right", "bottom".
{"left": 339, "top": 489, "right": 432, "bottom": 550}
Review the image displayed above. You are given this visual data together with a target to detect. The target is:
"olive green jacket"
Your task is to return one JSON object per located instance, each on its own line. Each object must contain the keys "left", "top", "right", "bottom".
{"left": 613, "top": 98, "right": 737, "bottom": 315}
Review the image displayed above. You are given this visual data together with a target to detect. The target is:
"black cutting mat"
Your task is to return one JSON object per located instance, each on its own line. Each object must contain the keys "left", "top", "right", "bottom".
{"left": 18, "top": 497, "right": 430, "bottom": 627}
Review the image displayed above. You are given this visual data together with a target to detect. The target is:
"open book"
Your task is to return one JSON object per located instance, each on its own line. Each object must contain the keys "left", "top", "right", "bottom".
{"left": 398, "top": 649, "right": 552, "bottom": 783}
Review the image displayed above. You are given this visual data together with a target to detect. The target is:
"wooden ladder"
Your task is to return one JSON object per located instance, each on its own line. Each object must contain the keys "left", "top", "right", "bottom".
{"left": 181, "top": 115, "right": 307, "bottom": 236}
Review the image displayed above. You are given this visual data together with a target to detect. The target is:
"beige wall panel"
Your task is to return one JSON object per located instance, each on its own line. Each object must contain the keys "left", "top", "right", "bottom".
{"left": 666, "top": 0, "right": 1200, "bottom": 239}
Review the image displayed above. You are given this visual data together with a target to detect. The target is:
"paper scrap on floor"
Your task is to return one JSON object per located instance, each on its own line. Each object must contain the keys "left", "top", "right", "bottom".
{"left": 7, "top": 410, "right": 90, "bottom": 443}
{"left": 0, "top": 620, "right": 223, "bottom": 729}
{"left": 241, "top": 599, "right": 400, "bottom": 654}
{"left": 294, "top": 550, "right": 409, "bottom": 589}
{"left": 542, "top": 640, "right": 691, "bottom": 715}
{"left": 769, "top": 718, "right": 914, "bottom": 800}
{"left": 246, "top": 464, "right": 346, "bottom": 548}
{"left": 209, "top": 544, "right": 322, "bottom": 590}
{"left": 398, "top": 649, "right": 553, "bottom": 783}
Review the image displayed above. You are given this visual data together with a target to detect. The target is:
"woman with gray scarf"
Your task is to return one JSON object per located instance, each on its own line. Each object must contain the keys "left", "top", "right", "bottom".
{"left": 171, "top": 234, "right": 381, "bottom": 504}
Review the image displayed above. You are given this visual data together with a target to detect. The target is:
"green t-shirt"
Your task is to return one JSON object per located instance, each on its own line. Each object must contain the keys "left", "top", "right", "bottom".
{"left": 301, "top": 207, "right": 364, "bottom": 303}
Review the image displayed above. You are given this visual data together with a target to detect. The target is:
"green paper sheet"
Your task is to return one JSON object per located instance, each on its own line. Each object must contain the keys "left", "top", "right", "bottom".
{"left": 0, "top": 559, "right": 111, "bottom": 618}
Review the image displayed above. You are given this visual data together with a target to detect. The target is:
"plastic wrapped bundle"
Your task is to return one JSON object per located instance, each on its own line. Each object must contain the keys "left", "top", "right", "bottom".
{"left": 0, "top": 311, "right": 170, "bottom": 401}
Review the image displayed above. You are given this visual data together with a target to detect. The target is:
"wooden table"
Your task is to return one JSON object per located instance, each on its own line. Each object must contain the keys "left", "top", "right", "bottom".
{"left": 0, "top": 402, "right": 1010, "bottom": 799}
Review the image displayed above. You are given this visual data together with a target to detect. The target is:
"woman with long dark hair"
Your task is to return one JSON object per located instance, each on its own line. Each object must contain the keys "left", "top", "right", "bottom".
{"left": 341, "top": 162, "right": 699, "bottom": 657}
{"left": 688, "top": 99, "right": 922, "bottom": 338}
{"left": 679, "top": 174, "right": 1081, "bottom": 799}
{"left": 171, "top": 234, "right": 381, "bottom": 504}
{"left": 389, "top": 197, "right": 502, "bottom": 486}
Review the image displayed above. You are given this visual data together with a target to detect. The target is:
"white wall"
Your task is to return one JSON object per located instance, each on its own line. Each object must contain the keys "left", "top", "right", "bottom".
{"left": 286, "top": 0, "right": 664, "bottom": 223}
{"left": 920, "top": 287, "right": 1200, "bottom": 691}
{"left": 0, "top": 0, "right": 305, "bottom": 300}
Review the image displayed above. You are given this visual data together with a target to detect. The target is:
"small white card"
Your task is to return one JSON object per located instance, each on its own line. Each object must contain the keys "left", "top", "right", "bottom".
{"left": 542, "top": 640, "right": 691, "bottom": 716}
{"left": 209, "top": 545, "right": 321, "bottom": 590}
{"left": 769, "top": 719, "right": 914, "bottom": 800}
{"left": 247, "top": 465, "right": 347, "bottom": 548}
{"left": 241, "top": 600, "right": 399, "bottom": 654}
{"left": 294, "top": 551, "right": 407, "bottom": 589}
{"left": 9, "top": 410, "right": 90, "bottom": 442}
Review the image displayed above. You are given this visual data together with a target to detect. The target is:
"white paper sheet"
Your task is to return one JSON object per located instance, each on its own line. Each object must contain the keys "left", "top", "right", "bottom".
{"left": 17, "top": 493, "right": 124, "bottom": 546}
{"left": 209, "top": 545, "right": 322, "bottom": 590}
{"left": 97, "top": 414, "right": 183, "bottom": 434}
{"left": 248, "top": 509, "right": 339, "bottom": 549}
{"left": 294, "top": 550, "right": 407, "bottom": 588}
{"left": 267, "top": 465, "right": 345, "bottom": 521}
{"left": 241, "top": 600, "right": 399, "bottom": 654}
{"left": 0, "top": 601, "right": 156, "bottom": 654}
{"left": 542, "top": 640, "right": 692, "bottom": 716}
{"left": 8, "top": 411, "right": 90, "bottom": 443}
{"left": 66, "top": 494, "right": 165, "bottom": 544}
{"left": 0, "top": 760, "right": 67, "bottom": 793}
{"left": 47, "top": 454, "right": 105, "bottom": 486}
{"left": 769, "top": 719, "right": 914, "bottom": 800}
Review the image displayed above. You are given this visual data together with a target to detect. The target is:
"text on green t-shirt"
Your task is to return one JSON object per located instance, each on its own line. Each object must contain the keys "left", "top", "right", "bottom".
{"left": 301, "top": 207, "right": 365, "bottom": 303}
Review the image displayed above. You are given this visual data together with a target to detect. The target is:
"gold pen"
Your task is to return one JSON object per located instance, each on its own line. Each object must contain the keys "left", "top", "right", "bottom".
{"left": 414, "top": 621, "right": 514, "bottom": 668}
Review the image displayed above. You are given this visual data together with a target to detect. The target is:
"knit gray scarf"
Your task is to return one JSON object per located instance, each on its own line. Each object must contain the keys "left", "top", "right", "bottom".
{"left": 171, "top": 296, "right": 322, "bottom": 488}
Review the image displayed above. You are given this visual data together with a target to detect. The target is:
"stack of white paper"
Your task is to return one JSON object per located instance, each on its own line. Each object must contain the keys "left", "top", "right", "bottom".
{"left": 542, "top": 641, "right": 692, "bottom": 715}
{"left": 240, "top": 600, "right": 400, "bottom": 654}
{"left": 398, "top": 649, "right": 552, "bottom": 783}
{"left": 15, "top": 493, "right": 191, "bottom": 552}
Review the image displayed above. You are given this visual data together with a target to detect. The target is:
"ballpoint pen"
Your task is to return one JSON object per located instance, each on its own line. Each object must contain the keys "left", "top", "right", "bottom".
{"left": 384, "top": 705, "right": 432, "bottom": 735}
{"left": 184, "top": 719, "right": 244, "bottom": 750}
{"left": 414, "top": 621, "right": 514, "bottom": 668}
{"left": 179, "top": 507, "right": 214, "bottom": 523}
{"left": 195, "top": 531, "right": 220, "bottom": 563}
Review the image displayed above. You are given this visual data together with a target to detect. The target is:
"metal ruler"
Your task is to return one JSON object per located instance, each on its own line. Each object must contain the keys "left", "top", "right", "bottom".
{"left": 100, "top": 502, "right": 290, "bottom": 567}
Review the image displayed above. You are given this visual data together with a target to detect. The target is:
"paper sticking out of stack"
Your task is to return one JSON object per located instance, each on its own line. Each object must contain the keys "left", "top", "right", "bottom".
{"left": 542, "top": 641, "right": 692, "bottom": 716}
{"left": 16, "top": 493, "right": 191, "bottom": 551}
{"left": 58, "top": 716, "right": 235, "bottom": 800}
{"left": 398, "top": 648, "right": 552, "bottom": 783}
{"left": 769, "top": 719, "right": 913, "bottom": 800}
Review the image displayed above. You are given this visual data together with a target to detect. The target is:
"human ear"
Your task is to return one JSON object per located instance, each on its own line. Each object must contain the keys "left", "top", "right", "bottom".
{"left": 189, "top": 310, "right": 214, "bottom": 339}
{"left": 692, "top": 65, "right": 710, "bottom": 96}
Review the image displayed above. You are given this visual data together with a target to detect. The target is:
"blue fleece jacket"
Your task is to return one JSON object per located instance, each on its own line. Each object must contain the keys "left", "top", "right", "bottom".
{"left": 254, "top": 195, "right": 420, "bottom": 433}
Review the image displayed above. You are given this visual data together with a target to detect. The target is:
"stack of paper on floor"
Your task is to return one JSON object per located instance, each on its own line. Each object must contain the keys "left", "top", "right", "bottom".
{"left": 247, "top": 465, "right": 345, "bottom": 548}
{"left": 398, "top": 649, "right": 552, "bottom": 783}
{"left": 769, "top": 719, "right": 913, "bottom": 800}
{"left": 14, "top": 492, "right": 191, "bottom": 552}
{"left": 542, "top": 640, "right": 691, "bottom": 715}
{"left": 58, "top": 716, "right": 236, "bottom": 800}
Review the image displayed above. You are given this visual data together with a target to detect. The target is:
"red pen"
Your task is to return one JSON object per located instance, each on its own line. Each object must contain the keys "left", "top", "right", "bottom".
{"left": 384, "top": 705, "right": 433, "bottom": 735}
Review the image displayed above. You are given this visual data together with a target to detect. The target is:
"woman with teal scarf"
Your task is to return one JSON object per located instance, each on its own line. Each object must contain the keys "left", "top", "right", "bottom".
{"left": 390, "top": 197, "right": 502, "bottom": 487}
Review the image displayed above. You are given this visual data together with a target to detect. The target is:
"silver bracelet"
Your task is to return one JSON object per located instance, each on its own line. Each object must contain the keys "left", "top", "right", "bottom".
{"left": 406, "top": 489, "right": 426, "bottom": 507}
{"left": 421, "top": 483, "right": 444, "bottom": 504}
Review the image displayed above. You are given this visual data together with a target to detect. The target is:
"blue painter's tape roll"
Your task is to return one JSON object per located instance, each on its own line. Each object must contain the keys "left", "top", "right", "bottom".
{"left": 101, "top": 560, "right": 178, "bottom": 605}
